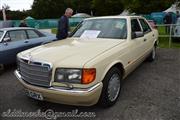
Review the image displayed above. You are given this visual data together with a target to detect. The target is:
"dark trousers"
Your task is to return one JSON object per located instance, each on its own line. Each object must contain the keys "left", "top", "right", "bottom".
{"left": 165, "top": 25, "right": 170, "bottom": 34}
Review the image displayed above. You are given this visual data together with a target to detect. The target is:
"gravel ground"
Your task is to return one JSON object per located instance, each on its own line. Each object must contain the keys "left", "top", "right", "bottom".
{"left": 0, "top": 48, "right": 180, "bottom": 120}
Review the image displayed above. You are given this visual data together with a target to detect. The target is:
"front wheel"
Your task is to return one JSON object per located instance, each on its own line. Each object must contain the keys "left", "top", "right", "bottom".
{"left": 98, "top": 67, "right": 122, "bottom": 107}
{"left": 147, "top": 46, "right": 156, "bottom": 62}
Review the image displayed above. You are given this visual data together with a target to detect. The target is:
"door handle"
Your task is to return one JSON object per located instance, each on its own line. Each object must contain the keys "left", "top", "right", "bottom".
{"left": 144, "top": 39, "right": 147, "bottom": 42}
{"left": 24, "top": 41, "right": 29, "bottom": 43}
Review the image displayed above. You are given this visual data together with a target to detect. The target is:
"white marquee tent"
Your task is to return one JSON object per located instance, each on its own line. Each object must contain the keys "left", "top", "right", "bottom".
{"left": 164, "top": 2, "right": 180, "bottom": 13}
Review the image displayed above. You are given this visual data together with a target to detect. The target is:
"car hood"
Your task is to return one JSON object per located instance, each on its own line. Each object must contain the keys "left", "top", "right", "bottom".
{"left": 19, "top": 37, "right": 125, "bottom": 68}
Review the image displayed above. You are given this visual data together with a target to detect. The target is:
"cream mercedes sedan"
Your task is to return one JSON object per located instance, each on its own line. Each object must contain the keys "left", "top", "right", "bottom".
{"left": 15, "top": 16, "right": 158, "bottom": 107}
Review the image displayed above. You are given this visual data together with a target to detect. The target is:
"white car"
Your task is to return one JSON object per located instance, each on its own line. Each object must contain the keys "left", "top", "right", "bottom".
{"left": 15, "top": 16, "right": 158, "bottom": 107}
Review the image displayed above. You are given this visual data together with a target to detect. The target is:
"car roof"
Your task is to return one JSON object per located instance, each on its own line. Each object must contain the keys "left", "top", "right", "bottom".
{"left": 85, "top": 15, "right": 143, "bottom": 20}
{"left": 0, "top": 27, "right": 35, "bottom": 31}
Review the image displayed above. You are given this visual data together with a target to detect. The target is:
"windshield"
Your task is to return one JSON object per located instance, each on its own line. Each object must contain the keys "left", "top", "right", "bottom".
{"left": 72, "top": 18, "right": 127, "bottom": 39}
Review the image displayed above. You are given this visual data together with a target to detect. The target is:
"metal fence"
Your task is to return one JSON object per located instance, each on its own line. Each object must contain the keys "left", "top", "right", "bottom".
{"left": 156, "top": 24, "right": 180, "bottom": 48}
{"left": 0, "top": 21, "right": 13, "bottom": 28}
{"left": 0, "top": 17, "right": 86, "bottom": 29}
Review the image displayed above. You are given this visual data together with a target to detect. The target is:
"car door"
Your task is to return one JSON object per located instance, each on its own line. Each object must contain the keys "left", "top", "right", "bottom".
{"left": 139, "top": 18, "right": 155, "bottom": 53}
{"left": 124, "top": 18, "right": 145, "bottom": 75}
{"left": 129, "top": 18, "right": 145, "bottom": 61}
{"left": 26, "top": 29, "right": 53, "bottom": 48}
{"left": 0, "top": 30, "right": 28, "bottom": 64}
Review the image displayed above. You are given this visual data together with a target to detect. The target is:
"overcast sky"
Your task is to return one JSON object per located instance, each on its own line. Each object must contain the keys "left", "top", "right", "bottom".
{"left": 1, "top": 0, "right": 34, "bottom": 11}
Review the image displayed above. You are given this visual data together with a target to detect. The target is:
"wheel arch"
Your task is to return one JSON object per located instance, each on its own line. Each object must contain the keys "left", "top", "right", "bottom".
{"left": 154, "top": 39, "right": 158, "bottom": 47}
{"left": 101, "top": 62, "right": 125, "bottom": 82}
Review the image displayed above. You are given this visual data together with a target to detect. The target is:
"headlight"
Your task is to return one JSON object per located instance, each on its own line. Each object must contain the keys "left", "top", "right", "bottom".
{"left": 55, "top": 68, "right": 82, "bottom": 84}
{"left": 55, "top": 68, "right": 96, "bottom": 84}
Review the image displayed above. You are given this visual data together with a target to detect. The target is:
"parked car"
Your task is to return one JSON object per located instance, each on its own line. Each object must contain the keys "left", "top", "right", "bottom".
{"left": 0, "top": 27, "right": 56, "bottom": 70}
{"left": 15, "top": 16, "right": 158, "bottom": 107}
{"left": 172, "top": 18, "right": 180, "bottom": 40}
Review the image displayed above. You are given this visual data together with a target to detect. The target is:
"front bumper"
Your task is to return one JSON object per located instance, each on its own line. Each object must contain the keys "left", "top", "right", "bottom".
{"left": 14, "top": 70, "right": 103, "bottom": 106}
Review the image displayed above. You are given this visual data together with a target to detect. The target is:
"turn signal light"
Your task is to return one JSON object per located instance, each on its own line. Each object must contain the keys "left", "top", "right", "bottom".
{"left": 82, "top": 68, "right": 96, "bottom": 84}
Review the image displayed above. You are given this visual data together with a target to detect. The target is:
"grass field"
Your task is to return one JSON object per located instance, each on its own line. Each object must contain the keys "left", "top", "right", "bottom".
{"left": 157, "top": 26, "right": 180, "bottom": 48}
{"left": 51, "top": 26, "right": 180, "bottom": 48}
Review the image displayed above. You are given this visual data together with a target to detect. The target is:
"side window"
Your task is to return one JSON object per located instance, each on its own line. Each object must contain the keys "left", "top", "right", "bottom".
{"left": 9, "top": 30, "right": 27, "bottom": 41}
{"left": 0, "top": 31, "right": 4, "bottom": 39}
{"left": 27, "top": 30, "right": 40, "bottom": 39}
{"left": 139, "top": 19, "right": 151, "bottom": 33}
{"left": 131, "top": 19, "right": 142, "bottom": 32}
{"left": 2, "top": 32, "right": 11, "bottom": 42}
{"left": 4, "top": 32, "right": 10, "bottom": 38}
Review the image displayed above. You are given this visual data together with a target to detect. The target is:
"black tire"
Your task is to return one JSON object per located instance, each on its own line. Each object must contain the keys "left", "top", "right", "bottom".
{"left": 98, "top": 67, "right": 122, "bottom": 107}
{"left": 147, "top": 46, "right": 156, "bottom": 62}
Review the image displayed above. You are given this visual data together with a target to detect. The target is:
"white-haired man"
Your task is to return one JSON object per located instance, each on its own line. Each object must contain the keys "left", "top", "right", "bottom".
{"left": 56, "top": 8, "right": 73, "bottom": 40}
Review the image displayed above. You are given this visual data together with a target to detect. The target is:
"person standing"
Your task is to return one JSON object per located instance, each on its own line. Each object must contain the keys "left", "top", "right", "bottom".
{"left": 19, "top": 20, "right": 28, "bottom": 27}
{"left": 56, "top": 8, "right": 73, "bottom": 40}
{"left": 163, "top": 12, "right": 172, "bottom": 34}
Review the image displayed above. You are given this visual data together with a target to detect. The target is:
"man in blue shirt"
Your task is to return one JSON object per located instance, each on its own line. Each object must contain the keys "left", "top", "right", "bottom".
{"left": 164, "top": 12, "right": 172, "bottom": 34}
{"left": 56, "top": 8, "right": 73, "bottom": 40}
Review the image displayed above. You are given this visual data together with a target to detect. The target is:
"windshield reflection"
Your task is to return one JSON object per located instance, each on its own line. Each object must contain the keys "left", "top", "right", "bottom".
{"left": 72, "top": 18, "right": 127, "bottom": 39}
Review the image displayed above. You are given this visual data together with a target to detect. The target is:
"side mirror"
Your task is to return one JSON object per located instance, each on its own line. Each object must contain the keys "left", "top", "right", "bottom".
{"left": 3, "top": 37, "right": 11, "bottom": 42}
{"left": 132, "top": 31, "right": 144, "bottom": 39}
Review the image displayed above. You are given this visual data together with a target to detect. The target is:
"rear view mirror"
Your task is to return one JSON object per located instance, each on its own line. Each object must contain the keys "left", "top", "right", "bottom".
{"left": 3, "top": 37, "right": 11, "bottom": 42}
{"left": 132, "top": 32, "right": 144, "bottom": 39}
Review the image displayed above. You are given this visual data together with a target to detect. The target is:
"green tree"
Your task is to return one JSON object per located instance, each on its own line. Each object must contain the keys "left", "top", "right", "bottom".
{"left": 31, "top": 0, "right": 64, "bottom": 19}
{"left": 122, "top": 0, "right": 177, "bottom": 14}
{"left": 92, "top": 0, "right": 124, "bottom": 16}
{"left": 31, "top": 0, "right": 93, "bottom": 19}
{"left": 71, "top": 0, "right": 92, "bottom": 14}
{"left": 30, "top": 0, "right": 177, "bottom": 19}
{"left": 0, "top": 9, "right": 32, "bottom": 20}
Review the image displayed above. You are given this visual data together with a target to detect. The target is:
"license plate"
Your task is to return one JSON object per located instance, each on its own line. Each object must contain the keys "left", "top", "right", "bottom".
{"left": 26, "top": 90, "right": 43, "bottom": 101}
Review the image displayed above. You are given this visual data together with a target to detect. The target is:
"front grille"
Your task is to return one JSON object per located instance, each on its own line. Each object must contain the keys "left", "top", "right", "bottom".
{"left": 19, "top": 58, "right": 52, "bottom": 87}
